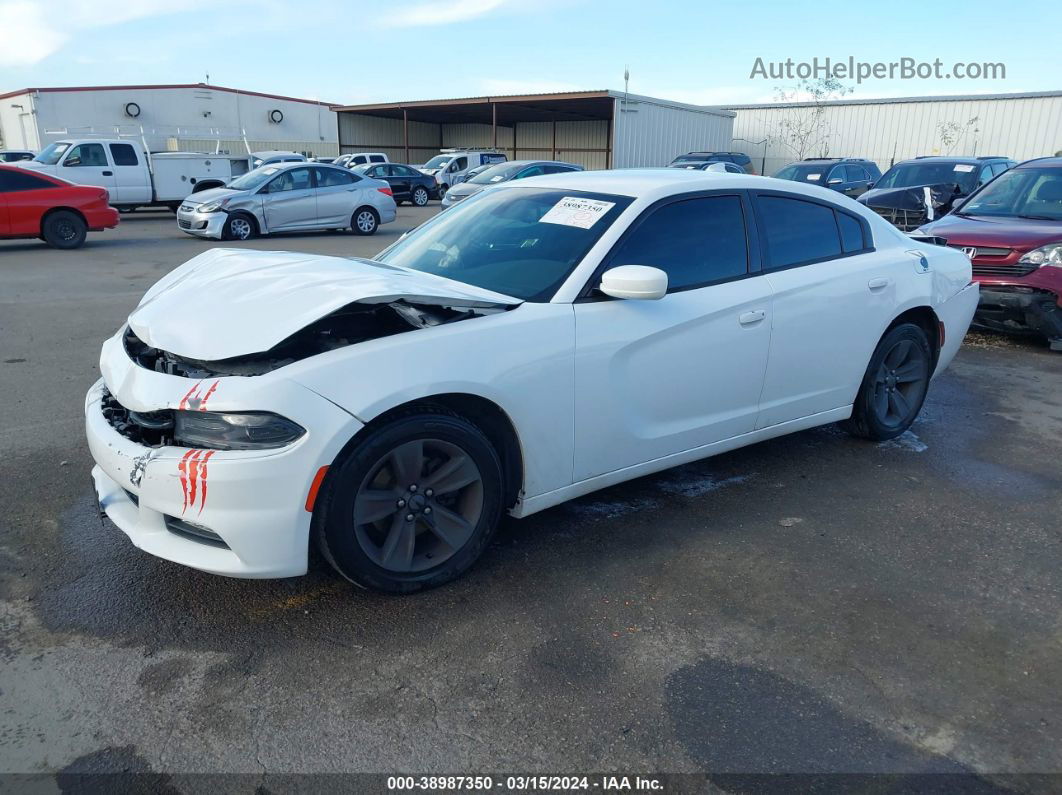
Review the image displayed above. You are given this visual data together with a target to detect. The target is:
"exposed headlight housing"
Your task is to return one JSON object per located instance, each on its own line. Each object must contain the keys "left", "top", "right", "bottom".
{"left": 173, "top": 411, "right": 304, "bottom": 450}
{"left": 197, "top": 200, "right": 226, "bottom": 214}
{"left": 1018, "top": 243, "right": 1062, "bottom": 268}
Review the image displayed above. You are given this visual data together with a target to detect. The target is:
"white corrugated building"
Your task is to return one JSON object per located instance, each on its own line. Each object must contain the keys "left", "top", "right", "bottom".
{"left": 725, "top": 90, "right": 1062, "bottom": 176}
{"left": 0, "top": 83, "right": 340, "bottom": 156}
{"left": 335, "top": 90, "right": 735, "bottom": 169}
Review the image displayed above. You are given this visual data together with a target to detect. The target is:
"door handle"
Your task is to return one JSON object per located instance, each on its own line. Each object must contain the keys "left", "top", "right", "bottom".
{"left": 868, "top": 277, "right": 890, "bottom": 291}
{"left": 102, "top": 170, "right": 113, "bottom": 176}
{"left": 739, "top": 310, "right": 766, "bottom": 326}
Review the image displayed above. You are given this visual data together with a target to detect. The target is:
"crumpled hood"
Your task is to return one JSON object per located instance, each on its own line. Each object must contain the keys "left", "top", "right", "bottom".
{"left": 860, "top": 183, "right": 963, "bottom": 212}
{"left": 921, "top": 214, "right": 1062, "bottom": 250}
{"left": 128, "top": 248, "right": 521, "bottom": 361}
{"left": 182, "top": 187, "right": 242, "bottom": 206}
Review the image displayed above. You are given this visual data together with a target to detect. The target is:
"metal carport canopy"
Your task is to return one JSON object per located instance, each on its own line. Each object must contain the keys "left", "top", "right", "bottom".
{"left": 334, "top": 90, "right": 617, "bottom": 164}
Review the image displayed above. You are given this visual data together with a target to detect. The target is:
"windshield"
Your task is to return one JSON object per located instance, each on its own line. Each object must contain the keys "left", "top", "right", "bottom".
{"left": 959, "top": 167, "right": 1062, "bottom": 220}
{"left": 423, "top": 155, "right": 452, "bottom": 169}
{"left": 227, "top": 165, "right": 282, "bottom": 191}
{"left": 468, "top": 163, "right": 520, "bottom": 185}
{"left": 875, "top": 162, "right": 978, "bottom": 193}
{"left": 375, "top": 187, "right": 633, "bottom": 301}
{"left": 34, "top": 142, "right": 71, "bottom": 165}
{"left": 773, "top": 164, "right": 832, "bottom": 182}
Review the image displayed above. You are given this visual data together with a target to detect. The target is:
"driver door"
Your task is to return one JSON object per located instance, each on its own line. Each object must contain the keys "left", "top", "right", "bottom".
{"left": 573, "top": 192, "right": 772, "bottom": 481}
{"left": 60, "top": 143, "right": 117, "bottom": 201}
{"left": 261, "top": 167, "right": 316, "bottom": 231}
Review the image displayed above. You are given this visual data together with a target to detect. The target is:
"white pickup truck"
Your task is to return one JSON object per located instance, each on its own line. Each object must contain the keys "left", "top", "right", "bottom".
{"left": 18, "top": 139, "right": 254, "bottom": 211}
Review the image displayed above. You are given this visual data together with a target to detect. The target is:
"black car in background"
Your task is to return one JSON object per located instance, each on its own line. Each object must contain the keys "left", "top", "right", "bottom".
{"left": 670, "top": 151, "right": 756, "bottom": 174}
{"left": 858, "top": 155, "right": 1016, "bottom": 231}
{"left": 772, "top": 158, "right": 882, "bottom": 198}
{"left": 353, "top": 163, "right": 439, "bottom": 206}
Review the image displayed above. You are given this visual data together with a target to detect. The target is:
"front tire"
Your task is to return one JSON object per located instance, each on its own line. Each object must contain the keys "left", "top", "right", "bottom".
{"left": 843, "top": 323, "right": 932, "bottom": 441}
{"left": 316, "top": 411, "right": 504, "bottom": 593}
{"left": 412, "top": 186, "right": 430, "bottom": 207}
{"left": 351, "top": 207, "right": 379, "bottom": 235}
{"left": 42, "top": 210, "right": 87, "bottom": 249}
{"left": 221, "top": 213, "right": 256, "bottom": 241}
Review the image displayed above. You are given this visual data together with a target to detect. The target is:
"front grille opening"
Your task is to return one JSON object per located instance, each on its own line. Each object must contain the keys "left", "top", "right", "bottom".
{"left": 164, "top": 515, "right": 229, "bottom": 548}
{"left": 101, "top": 387, "right": 174, "bottom": 447}
{"left": 123, "top": 488, "right": 140, "bottom": 506}
{"left": 870, "top": 205, "right": 926, "bottom": 232}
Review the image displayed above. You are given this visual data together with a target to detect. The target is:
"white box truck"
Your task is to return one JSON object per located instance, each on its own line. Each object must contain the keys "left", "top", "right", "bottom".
{"left": 18, "top": 139, "right": 254, "bottom": 211}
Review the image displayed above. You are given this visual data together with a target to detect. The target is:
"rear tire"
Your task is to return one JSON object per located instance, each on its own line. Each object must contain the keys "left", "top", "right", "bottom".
{"left": 843, "top": 323, "right": 932, "bottom": 441}
{"left": 351, "top": 207, "right": 380, "bottom": 235}
{"left": 42, "top": 210, "right": 87, "bottom": 249}
{"left": 315, "top": 410, "right": 504, "bottom": 593}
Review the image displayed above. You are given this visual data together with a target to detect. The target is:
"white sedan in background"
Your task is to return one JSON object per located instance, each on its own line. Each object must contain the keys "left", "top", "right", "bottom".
{"left": 87, "top": 169, "right": 977, "bottom": 593}
{"left": 176, "top": 162, "right": 397, "bottom": 240}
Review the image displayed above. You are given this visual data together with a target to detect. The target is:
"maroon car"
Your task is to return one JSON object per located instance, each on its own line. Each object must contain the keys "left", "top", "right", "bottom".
{"left": 918, "top": 158, "right": 1062, "bottom": 351}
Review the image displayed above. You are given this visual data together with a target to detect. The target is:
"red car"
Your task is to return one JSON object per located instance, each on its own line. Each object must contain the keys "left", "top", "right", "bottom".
{"left": 918, "top": 157, "right": 1062, "bottom": 352}
{"left": 0, "top": 164, "right": 119, "bottom": 249}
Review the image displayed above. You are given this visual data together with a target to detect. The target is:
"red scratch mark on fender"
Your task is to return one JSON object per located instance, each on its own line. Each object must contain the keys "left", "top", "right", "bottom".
{"left": 178, "top": 449, "right": 196, "bottom": 512}
{"left": 197, "top": 451, "right": 216, "bottom": 514}
{"left": 177, "top": 379, "right": 221, "bottom": 412}
{"left": 186, "top": 449, "right": 204, "bottom": 513}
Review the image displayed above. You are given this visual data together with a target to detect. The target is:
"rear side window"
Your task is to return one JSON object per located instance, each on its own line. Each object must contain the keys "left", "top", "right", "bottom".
{"left": 315, "top": 167, "right": 355, "bottom": 187}
{"left": 369, "top": 155, "right": 385, "bottom": 163}
{"left": 836, "top": 212, "right": 866, "bottom": 253}
{"left": 611, "top": 195, "right": 749, "bottom": 291}
{"left": 109, "top": 143, "right": 139, "bottom": 166}
{"left": 0, "top": 170, "right": 55, "bottom": 192}
{"left": 757, "top": 195, "right": 842, "bottom": 268}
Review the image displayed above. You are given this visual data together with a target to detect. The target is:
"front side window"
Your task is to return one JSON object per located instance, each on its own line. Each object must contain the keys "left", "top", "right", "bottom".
{"left": 64, "top": 143, "right": 107, "bottom": 167}
{"left": 375, "top": 187, "right": 632, "bottom": 301}
{"left": 610, "top": 196, "right": 749, "bottom": 291}
{"left": 757, "top": 195, "right": 842, "bottom": 268}
{"left": 267, "top": 167, "right": 313, "bottom": 192}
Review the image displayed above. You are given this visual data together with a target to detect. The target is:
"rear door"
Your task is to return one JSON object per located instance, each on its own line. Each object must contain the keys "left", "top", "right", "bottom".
{"left": 261, "top": 166, "right": 317, "bottom": 231}
{"left": 753, "top": 191, "right": 897, "bottom": 427}
{"left": 58, "top": 143, "right": 117, "bottom": 201}
{"left": 313, "top": 166, "right": 360, "bottom": 225}
{"left": 107, "top": 142, "right": 151, "bottom": 204}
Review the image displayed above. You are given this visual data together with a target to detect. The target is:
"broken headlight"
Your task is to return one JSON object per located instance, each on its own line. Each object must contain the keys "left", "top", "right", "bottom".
{"left": 1018, "top": 243, "right": 1062, "bottom": 268}
{"left": 173, "top": 411, "right": 304, "bottom": 450}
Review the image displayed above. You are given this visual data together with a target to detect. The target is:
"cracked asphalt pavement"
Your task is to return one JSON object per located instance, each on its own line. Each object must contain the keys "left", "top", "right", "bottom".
{"left": 1, "top": 208, "right": 1060, "bottom": 789}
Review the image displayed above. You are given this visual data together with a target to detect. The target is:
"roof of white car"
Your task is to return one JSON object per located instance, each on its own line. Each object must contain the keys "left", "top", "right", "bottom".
{"left": 515, "top": 168, "right": 827, "bottom": 201}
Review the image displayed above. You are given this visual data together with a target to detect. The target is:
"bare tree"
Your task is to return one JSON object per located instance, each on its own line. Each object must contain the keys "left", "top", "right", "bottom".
{"left": 772, "top": 77, "right": 853, "bottom": 160}
{"left": 936, "top": 117, "right": 981, "bottom": 155}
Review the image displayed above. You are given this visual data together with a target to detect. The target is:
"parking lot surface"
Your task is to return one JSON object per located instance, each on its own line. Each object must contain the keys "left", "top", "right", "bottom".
{"left": 2, "top": 209, "right": 1060, "bottom": 785}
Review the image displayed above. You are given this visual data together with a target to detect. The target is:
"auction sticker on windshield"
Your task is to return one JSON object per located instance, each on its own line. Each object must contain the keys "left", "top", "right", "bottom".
{"left": 539, "top": 197, "right": 616, "bottom": 229}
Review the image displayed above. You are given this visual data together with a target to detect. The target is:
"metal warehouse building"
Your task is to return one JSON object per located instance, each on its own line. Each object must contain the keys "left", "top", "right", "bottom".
{"left": 0, "top": 84, "right": 340, "bottom": 156}
{"left": 726, "top": 90, "right": 1062, "bottom": 177}
{"left": 335, "top": 90, "right": 735, "bottom": 169}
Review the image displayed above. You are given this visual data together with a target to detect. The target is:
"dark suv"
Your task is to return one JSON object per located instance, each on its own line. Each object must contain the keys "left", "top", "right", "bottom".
{"left": 916, "top": 157, "right": 1062, "bottom": 352}
{"left": 772, "top": 158, "right": 881, "bottom": 198}
{"left": 859, "top": 156, "right": 1016, "bottom": 231}
{"left": 670, "top": 151, "right": 756, "bottom": 174}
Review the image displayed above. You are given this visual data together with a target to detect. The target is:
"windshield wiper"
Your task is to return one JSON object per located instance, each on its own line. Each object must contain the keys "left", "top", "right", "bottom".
{"left": 1017, "top": 214, "right": 1058, "bottom": 221}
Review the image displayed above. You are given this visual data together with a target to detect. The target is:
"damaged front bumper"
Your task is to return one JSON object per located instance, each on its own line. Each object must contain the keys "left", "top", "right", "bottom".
{"left": 974, "top": 285, "right": 1062, "bottom": 346}
{"left": 176, "top": 205, "right": 227, "bottom": 239}
{"left": 85, "top": 332, "right": 364, "bottom": 577}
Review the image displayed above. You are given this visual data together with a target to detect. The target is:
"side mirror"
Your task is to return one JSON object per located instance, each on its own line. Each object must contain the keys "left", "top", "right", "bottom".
{"left": 599, "top": 265, "right": 668, "bottom": 300}
{"left": 866, "top": 181, "right": 875, "bottom": 189}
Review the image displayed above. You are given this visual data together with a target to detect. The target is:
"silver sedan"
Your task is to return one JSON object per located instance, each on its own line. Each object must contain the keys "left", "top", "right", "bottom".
{"left": 176, "top": 162, "right": 397, "bottom": 240}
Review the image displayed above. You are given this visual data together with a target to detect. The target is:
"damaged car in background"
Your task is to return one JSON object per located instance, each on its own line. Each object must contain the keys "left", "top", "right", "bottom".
{"left": 87, "top": 169, "right": 977, "bottom": 594}
{"left": 859, "top": 156, "right": 1015, "bottom": 231}
{"left": 915, "top": 156, "right": 1062, "bottom": 351}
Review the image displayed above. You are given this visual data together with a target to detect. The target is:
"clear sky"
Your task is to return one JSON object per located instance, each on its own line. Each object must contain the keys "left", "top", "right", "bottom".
{"left": 1, "top": 0, "right": 1059, "bottom": 105}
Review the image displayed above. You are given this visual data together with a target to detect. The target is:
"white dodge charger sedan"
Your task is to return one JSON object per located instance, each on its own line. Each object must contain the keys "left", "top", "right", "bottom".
{"left": 86, "top": 169, "right": 978, "bottom": 593}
